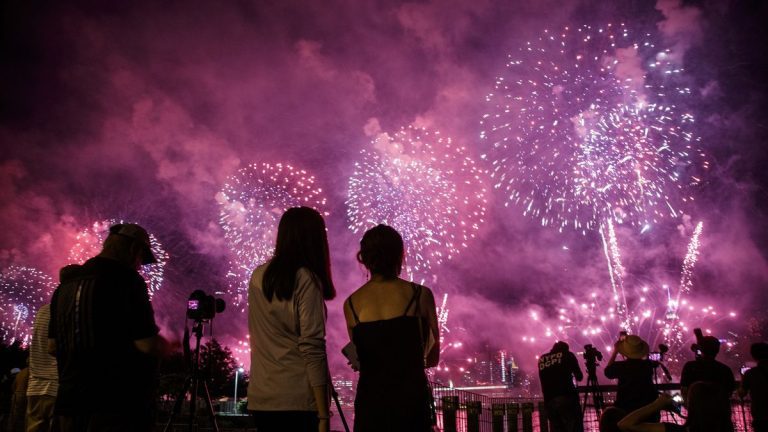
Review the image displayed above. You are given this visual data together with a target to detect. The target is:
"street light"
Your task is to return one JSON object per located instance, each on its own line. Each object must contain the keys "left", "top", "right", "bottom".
{"left": 233, "top": 367, "right": 245, "bottom": 413}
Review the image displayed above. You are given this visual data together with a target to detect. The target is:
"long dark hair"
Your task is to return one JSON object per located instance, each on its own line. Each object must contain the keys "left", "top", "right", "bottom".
{"left": 262, "top": 207, "right": 336, "bottom": 302}
{"left": 356, "top": 224, "right": 404, "bottom": 279}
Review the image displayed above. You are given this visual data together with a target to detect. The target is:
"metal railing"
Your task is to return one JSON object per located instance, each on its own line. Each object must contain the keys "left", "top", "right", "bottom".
{"left": 428, "top": 383, "right": 755, "bottom": 432}
{"left": 155, "top": 383, "right": 756, "bottom": 432}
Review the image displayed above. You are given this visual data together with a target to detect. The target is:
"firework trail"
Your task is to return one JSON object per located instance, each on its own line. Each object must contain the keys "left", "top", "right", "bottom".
{"left": 68, "top": 219, "right": 169, "bottom": 298}
{"left": 346, "top": 125, "right": 487, "bottom": 282}
{"left": 525, "top": 222, "right": 727, "bottom": 367}
{"left": 0, "top": 266, "right": 56, "bottom": 345}
{"left": 527, "top": 288, "right": 734, "bottom": 363}
{"left": 665, "top": 221, "right": 704, "bottom": 350}
{"left": 480, "top": 23, "right": 704, "bottom": 234}
{"left": 599, "top": 219, "right": 630, "bottom": 331}
{"left": 431, "top": 293, "right": 471, "bottom": 380}
{"left": 678, "top": 221, "right": 703, "bottom": 296}
{"left": 217, "top": 162, "right": 328, "bottom": 312}
{"left": 481, "top": 24, "right": 706, "bottom": 333}
{"left": 436, "top": 293, "right": 450, "bottom": 352}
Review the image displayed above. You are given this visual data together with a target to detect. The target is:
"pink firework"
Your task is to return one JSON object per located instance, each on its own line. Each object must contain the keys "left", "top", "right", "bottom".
{"left": 68, "top": 219, "right": 169, "bottom": 298}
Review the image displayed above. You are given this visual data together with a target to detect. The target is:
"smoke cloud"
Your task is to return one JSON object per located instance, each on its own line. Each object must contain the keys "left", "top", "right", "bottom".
{"left": 1, "top": 0, "right": 766, "bottom": 378}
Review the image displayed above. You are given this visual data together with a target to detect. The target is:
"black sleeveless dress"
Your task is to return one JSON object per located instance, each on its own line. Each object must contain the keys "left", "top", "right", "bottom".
{"left": 348, "top": 284, "right": 431, "bottom": 432}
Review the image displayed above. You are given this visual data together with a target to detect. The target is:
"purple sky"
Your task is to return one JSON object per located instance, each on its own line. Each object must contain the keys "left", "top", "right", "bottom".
{"left": 1, "top": 0, "right": 767, "bottom": 373}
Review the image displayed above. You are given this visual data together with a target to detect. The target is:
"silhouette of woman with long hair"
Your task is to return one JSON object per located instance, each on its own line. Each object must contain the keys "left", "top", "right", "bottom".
{"left": 247, "top": 207, "right": 336, "bottom": 432}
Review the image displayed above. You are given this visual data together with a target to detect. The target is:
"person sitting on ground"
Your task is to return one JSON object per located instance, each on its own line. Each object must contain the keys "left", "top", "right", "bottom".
{"left": 738, "top": 342, "right": 768, "bottom": 432}
{"left": 538, "top": 341, "right": 584, "bottom": 432}
{"left": 343, "top": 224, "right": 439, "bottom": 432}
{"left": 617, "top": 381, "right": 733, "bottom": 432}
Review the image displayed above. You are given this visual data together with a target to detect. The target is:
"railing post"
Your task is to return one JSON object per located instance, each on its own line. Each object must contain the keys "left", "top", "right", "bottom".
{"left": 538, "top": 401, "right": 549, "bottom": 432}
{"left": 442, "top": 396, "right": 459, "bottom": 432}
{"left": 506, "top": 403, "right": 520, "bottom": 432}
{"left": 491, "top": 403, "right": 505, "bottom": 432}
{"left": 521, "top": 402, "right": 534, "bottom": 432}
{"left": 467, "top": 401, "right": 482, "bottom": 432}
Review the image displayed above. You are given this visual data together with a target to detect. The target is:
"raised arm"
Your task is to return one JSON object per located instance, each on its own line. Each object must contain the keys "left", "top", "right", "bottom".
{"left": 617, "top": 394, "right": 670, "bottom": 432}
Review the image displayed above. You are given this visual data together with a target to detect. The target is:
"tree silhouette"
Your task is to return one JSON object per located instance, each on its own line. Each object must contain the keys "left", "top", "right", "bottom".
{"left": 156, "top": 338, "right": 248, "bottom": 403}
{"left": 199, "top": 338, "right": 248, "bottom": 398}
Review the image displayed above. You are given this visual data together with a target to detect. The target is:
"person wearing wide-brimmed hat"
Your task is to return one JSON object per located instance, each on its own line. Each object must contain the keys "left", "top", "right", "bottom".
{"left": 602, "top": 334, "right": 660, "bottom": 428}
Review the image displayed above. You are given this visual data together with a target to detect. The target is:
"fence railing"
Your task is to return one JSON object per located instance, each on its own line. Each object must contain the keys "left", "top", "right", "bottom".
{"left": 429, "top": 383, "right": 755, "bottom": 432}
{"left": 155, "top": 383, "right": 756, "bottom": 432}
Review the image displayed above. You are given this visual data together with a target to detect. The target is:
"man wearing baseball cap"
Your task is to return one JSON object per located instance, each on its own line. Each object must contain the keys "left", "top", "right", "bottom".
{"left": 49, "top": 223, "right": 167, "bottom": 432}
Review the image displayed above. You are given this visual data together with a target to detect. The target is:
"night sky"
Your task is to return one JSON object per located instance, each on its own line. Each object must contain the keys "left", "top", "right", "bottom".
{"left": 1, "top": 0, "right": 767, "bottom": 373}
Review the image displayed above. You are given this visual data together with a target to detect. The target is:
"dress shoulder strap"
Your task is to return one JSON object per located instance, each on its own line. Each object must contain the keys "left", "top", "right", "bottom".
{"left": 347, "top": 297, "right": 361, "bottom": 324}
{"left": 403, "top": 283, "right": 422, "bottom": 316}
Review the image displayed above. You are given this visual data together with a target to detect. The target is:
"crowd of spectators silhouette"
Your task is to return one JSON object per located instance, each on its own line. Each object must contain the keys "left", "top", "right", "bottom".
{"left": 0, "top": 211, "right": 765, "bottom": 432}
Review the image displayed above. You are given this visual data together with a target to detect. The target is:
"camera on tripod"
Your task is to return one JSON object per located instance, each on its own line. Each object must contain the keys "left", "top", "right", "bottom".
{"left": 165, "top": 291, "right": 227, "bottom": 432}
{"left": 186, "top": 289, "right": 226, "bottom": 321}
{"left": 583, "top": 344, "right": 603, "bottom": 364}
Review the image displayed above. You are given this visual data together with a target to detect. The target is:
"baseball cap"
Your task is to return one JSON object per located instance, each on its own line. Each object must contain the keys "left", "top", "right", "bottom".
{"left": 699, "top": 335, "right": 721, "bottom": 356}
{"left": 109, "top": 223, "right": 158, "bottom": 264}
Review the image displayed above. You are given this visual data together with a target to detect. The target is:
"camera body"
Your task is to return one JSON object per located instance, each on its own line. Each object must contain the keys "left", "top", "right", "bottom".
{"left": 187, "top": 289, "right": 226, "bottom": 321}
{"left": 583, "top": 344, "right": 604, "bottom": 363}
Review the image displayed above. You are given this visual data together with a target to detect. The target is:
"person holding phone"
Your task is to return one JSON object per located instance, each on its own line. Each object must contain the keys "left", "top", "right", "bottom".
{"left": 343, "top": 224, "right": 439, "bottom": 432}
{"left": 738, "top": 342, "right": 768, "bottom": 432}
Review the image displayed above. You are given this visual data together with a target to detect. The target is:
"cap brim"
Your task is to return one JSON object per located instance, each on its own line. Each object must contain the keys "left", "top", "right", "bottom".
{"left": 142, "top": 247, "right": 158, "bottom": 264}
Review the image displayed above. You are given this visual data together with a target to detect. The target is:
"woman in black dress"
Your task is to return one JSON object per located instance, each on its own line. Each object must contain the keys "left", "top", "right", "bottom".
{"left": 343, "top": 225, "right": 440, "bottom": 432}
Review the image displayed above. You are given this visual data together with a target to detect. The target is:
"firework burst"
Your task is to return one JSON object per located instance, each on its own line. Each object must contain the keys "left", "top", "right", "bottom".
{"left": 68, "top": 219, "right": 169, "bottom": 298}
{"left": 480, "top": 23, "right": 705, "bottom": 234}
{"left": 346, "top": 125, "right": 487, "bottom": 282}
{"left": 0, "top": 266, "right": 56, "bottom": 344}
{"left": 526, "top": 220, "right": 727, "bottom": 369}
{"left": 217, "top": 162, "right": 328, "bottom": 311}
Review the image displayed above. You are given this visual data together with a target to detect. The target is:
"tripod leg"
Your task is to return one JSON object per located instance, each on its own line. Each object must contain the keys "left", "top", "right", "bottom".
{"left": 201, "top": 379, "right": 220, "bottom": 432}
{"left": 331, "top": 387, "right": 350, "bottom": 432}
{"left": 189, "top": 374, "right": 198, "bottom": 432}
{"left": 163, "top": 376, "right": 193, "bottom": 432}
